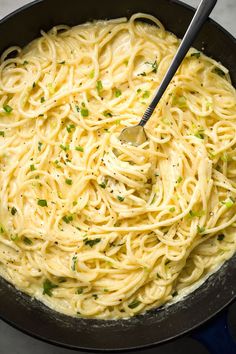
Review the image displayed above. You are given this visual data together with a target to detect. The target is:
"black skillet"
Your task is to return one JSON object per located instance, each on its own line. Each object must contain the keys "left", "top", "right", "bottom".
{"left": 0, "top": 0, "right": 236, "bottom": 351}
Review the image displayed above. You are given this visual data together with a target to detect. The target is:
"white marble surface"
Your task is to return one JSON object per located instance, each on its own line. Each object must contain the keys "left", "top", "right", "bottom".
{"left": 0, "top": 0, "right": 236, "bottom": 36}
{"left": 0, "top": 1, "right": 235, "bottom": 354}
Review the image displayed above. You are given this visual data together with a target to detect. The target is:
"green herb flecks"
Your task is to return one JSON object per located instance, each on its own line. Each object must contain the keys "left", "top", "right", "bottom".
{"left": 77, "top": 287, "right": 83, "bottom": 294}
{"left": 212, "top": 67, "right": 225, "bottom": 77}
{"left": 65, "top": 178, "right": 72, "bottom": 185}
{"left": 197, "top": 225, "right": 205, "bottom": 234}
{"left": 96, "top": 80, "right": 103, "bottom": 95}
{"left": 30, "top": 164, "right": 36, "bottom": 171}
{"left": 138, "top": 72, "right": 146, "bottom": 77}
{"left": 142, "top": 91, "right": 150, "bottom": 99}
{"left": 23, "top": 237, "right": 32, "bottom": 245}
{"left": 145, "top": 60, "right": 158, "bottom": 73}
{"left": 217, "top": 234, "right": 225, "bottom": 241}
{"left": 60, "top": 144, "right": 69, "bottom": 151}
{"left": 99, "top": 181, "right": 107, "bottom": 189}
{"left": 222, "top": 197, "right": 234, "bottom": 208}
{"left": 103, "top": 110, "right": 113, "bottom": 117}
{"left": 66, "top": 124, "right": 75, "bottom": 133}
{"left": 128, "top": 299, "right": 141, "bottom": 309}
{"left": 80, "top": 102, "right": 89, "bottom": 117}
{"left": 172, "top": 96, "right": 187, "bottom": 109}
{"left": 0, "top": 131, "right": 5, "bottom": 137}
{"left": 176, "top": 176, "right": 183, "bottom": 184}
{"left": 194, "top": 130, "right": 204, "bottom": 139}
{"left": 62, "top": 215, "right": 73, "bottom": 224}
{"left": 117, "top": 196, "right": 124, "bottom": 202}
{"left": 72, "top": 255, "right": 78, "bottom": 271}
{"left": 114, "top": 88, "right": 122, "bottom": 97}
{"left": 84, "top": 238, "right": 101, "bottom": 247}
{"left": 189, "top": 210, "right": 205, "bottom": 218}
{"left": 11, "top": 207, "right": 17, "bottom": 216}
{"left": 38, "top": 142, "right": 43, "bottom": 151}
{"left": 38, "top": 199, "right": 48, "bottom": 207}
{"left": 75, "top": 146, "right": 84, "bottom": 152}
{"left": 191, "top": 52, "right": 201, "bottom": 59}
{"left": 43, "top": 279, "right": 58, "bottom": 297}
{"left": 89, "top": 69, "right": 95, "bottom": 79}
{"left": 11, "top": 234, "right": 19, "bottom": 242}
{"left": 3, "top": 104, "right": 13, "bottom": 114}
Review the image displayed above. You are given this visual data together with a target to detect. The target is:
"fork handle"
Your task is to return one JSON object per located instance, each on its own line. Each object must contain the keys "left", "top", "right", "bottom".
{"left": 139, "top": 0, "right": 217, "bottom": 127}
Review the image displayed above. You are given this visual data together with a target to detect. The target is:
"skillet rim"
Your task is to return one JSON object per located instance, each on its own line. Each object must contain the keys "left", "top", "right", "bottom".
{"left": 0, "top": 0, "right": 235, "bottom": 351}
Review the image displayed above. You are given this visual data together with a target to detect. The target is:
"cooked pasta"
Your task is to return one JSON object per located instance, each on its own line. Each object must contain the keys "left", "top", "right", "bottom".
{"left": 0, "top": 13, "right": 235, "bottom": 319}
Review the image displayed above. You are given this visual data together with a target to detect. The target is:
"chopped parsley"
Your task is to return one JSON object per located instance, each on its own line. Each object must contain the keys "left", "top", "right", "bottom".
{"left": 77, "top": 287, "right": 83, "bottom": 294}
{"left": 38, "top": 142, "right": 42, "bottom": 151}
{"left": 40, "top": 97, "right": 45, "bottom": 103}
{"left": 176, "top": 176, "right": 183, "bottom": 184}
{"left": 103, "top": 110, "right": 113, "bottom": 117}
{"left": 30, "top": 164, "right": 36, "bottom": 171}
{"left": 145, "top": 60, "right": 158, "bottom": 73}
{"left": 23, "top": 237, "right": 32, "bottom": 245}
{"left": 117, "top": 196, "right": 124, "bottom": 202}
{"left": 99, "top": 181, "right": 107, "bottom": 189}
{"left": 43, "top": 279, "right": 58, "bottom": 297}
{"left": 11, "top": 207, "right": 17, "bottom": 216}
{"left": 3, "top": 104, "right": 13, "bottom": 113}
{"left": 89, "top": 69, "right": 95, "bottom": 79}
{"left": 84, "top": 238, "right": 101, "bottom": 247}
{"left": 60, "top": 144, "right": 69, "bottom": 151}
{"left": 217, "top": 234, "right": 225, "bottom": 241}
{"left": 221, "top": 153, "right": 229, "bottom": 162}
{"left": 65, "top": 178, "right": 72, "bottom": 185}
{"left": 80, "top": 103, "right": 89, "bottom": 117}
{"left": 37, "top": 199, "right": 48, "bottom": 207}
{"left": 0, "top": 131, "right": 5, "bottom": 137}
{"left": 197, "top": 225, "right": 205, "bottom": 234}
{"left": 71, "top": 255, "right": 78, "bottom": 271}
{"left": 212, "top": 67, "right": 225, "bottom": 77}
{"left": 66, "top": 124, "right": 75, "bottom": 133}
{"left": 128, "top": 299, "right": 141, "bottom": 309}
{"left": 75, "top": 146, "right": 84, "bottom": 152}
{"left": 11, "top": 234, "right": 19, "bottom": 242}
{"left": 62, "top": 215, "right": 73, "bottom": 224}
{"left": 189, "top": 210, "right": 205, "bottom": 217}
{"left": 96, "top": 80, "right": 103, "bottom": 95}
{"left": 142, "top": 91, "right": 150, "bottom": 99}
{"left": 172, "top": 96, "right": 187, "bottom": 109}
{"left": 194, "top": 131, "right": 205, "bottom": 139}
{"left": 169, "top": 207, "right": 175, "bottom": 212}
{"left": 223, "top": 197, "right": 234, "bottom": 208}
{"left": 191, "top": 52, "right": 201, "bottom": 59}
{"left": 114, "top": 88, "right": 122, "bottom": 97}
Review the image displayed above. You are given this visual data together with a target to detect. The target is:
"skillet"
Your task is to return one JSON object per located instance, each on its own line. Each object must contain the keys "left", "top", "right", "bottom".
{"left": 0, "top": 0, "right": 235, "bottom": 351}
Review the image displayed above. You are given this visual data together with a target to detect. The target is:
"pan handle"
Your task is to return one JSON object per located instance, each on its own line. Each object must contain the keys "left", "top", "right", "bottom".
{"left": 191, "top": 307, "right": 236, "bottom": 354}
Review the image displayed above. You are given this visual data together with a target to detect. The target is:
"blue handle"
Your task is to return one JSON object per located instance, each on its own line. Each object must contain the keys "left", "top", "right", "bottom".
{"left": 192, "top": 307, "right": 236, "bottom": 354}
